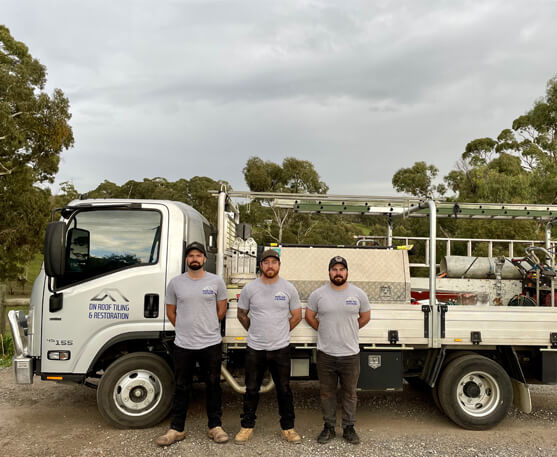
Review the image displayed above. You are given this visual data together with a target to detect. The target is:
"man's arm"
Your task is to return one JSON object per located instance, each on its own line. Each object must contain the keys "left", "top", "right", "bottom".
{"left": 358, "top": 310, "right": 371, "bottom": 329}
{"left": 237, "top": 307, "right": 250, "bottom": 331}
{"left": 166, "top": 304, "right": 177, "bottom": 327}
{"left": 216, "top": 299, "right": 227, "bottom": 321}
{"left": 289, "top": 307, "right": 302, "bottom": 331}
{"left": 304, "top": 308, "right": 319, "bottom": 331}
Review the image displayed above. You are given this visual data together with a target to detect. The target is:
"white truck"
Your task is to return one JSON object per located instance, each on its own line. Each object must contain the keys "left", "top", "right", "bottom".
{"left": 8, "top": 189, "right": 557, "bottom": 431}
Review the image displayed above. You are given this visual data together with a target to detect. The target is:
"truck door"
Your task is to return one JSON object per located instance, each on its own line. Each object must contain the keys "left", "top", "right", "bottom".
{"left": 41, "top": 204, "right": 169, "bottom": 375}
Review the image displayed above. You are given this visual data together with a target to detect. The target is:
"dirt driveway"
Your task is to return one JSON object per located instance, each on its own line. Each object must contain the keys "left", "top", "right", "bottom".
{"left": 1, "top": 366, "right": 557, "bottom": 457}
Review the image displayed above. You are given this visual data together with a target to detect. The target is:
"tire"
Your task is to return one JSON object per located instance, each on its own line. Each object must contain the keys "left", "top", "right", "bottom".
{"left": 438, "top": 354, "right": 512, "bottom": 430}
{"left": 431, "top": 383, "right": 444, "bottom": 414}
{"left": 97, "top": 352, "right": 174, "bottom": 429}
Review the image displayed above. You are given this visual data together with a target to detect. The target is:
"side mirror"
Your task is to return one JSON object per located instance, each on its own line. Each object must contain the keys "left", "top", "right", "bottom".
{"left": 44, "top": 221, "right": 67, "bottom": 277}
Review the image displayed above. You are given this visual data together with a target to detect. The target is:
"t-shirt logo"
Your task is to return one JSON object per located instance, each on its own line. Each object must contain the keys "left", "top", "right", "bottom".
{"left": 274, "top": 292, "right": 287, "bottom": 302}
{"left": 345, "top": 297, "right": 359, "bottom": 306}
{"left": 202, "top": 287, "right": 216, "bottom": 296}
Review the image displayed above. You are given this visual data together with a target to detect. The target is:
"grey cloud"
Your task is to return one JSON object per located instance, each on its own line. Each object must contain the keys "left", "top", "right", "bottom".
{"left": 3, "top": 0, "right": 557, "bottom": 197}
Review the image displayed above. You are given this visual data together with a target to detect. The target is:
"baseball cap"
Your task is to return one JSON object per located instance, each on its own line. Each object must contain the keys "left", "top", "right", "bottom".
{"left": 260, "top": 249, "right": 280, "bottom": 262}
{"left": 328, "top": 255, "right": 348, "bottom": 270}
{"left": 185, "top": 241, "right": 207, "bottom": 256}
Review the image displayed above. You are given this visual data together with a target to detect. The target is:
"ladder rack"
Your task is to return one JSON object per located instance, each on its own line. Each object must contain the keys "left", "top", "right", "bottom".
{"left": 211, "top": 190, "right": 557, "bottom": 221}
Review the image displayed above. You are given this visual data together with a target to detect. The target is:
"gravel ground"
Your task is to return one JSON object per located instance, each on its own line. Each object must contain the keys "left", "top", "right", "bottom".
{"left": 1, "top": 366, "right": 557, "bottom": 457}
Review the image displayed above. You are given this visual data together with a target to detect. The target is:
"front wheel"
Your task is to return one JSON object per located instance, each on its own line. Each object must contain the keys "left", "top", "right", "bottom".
{"left": 97, "top": 352, "right": 174, "bottom": 428}
{"left": 438, "top": 354, "right": 512, "bottom": 430}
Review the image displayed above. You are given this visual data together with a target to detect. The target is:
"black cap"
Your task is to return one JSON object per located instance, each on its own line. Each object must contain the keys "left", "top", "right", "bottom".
{"left": 260, "top": 249, "right": 280, "bottom": 262}
{"left": 185, "top": 242, "right": 206, "bottom": 256}
{"left": 328, "top": 256, "right": 348, "bottom": 270}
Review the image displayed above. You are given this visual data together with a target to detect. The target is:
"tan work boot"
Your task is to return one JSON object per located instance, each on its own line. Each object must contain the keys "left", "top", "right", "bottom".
{"left": 234, "top": 427, "right": 254, "bottom": 445}
{"left": 282, "top": 428, "right": 301, "bottom": 444}
{"left": 155, "top": 429, "right": 185, "bottom": 446}
{"left": 208, "top": 426, "right": 229, "bottom": 443}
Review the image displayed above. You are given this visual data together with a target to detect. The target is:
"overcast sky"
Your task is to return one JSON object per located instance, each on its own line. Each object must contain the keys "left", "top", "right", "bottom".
{"left": 3, "top": 0, "right": 557, "bottom": 196}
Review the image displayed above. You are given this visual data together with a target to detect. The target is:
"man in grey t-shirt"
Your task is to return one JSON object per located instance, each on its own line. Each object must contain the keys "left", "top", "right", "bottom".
{"left": 234, "top": 249, "right": 303, "bottom": 445}
{"left": 156, "top": 242, "right": 229, "bottom": 446}
{"left": 305, "top": 256, "right": 370, "bottom": 445}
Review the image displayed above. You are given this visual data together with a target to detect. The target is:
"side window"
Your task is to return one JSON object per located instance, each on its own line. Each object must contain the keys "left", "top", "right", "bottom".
{"left": 58, "top": 209, "right": 162, "bottom": 287}
{"left": 203, "top": 222, "right": 216, "bottom": 253}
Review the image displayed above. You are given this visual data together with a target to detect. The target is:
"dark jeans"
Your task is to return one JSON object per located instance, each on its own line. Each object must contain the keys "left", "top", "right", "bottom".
{"left": 316, "top": 350, "right": 360, "bottom": 428}
{"left": 241, "top": 345, "right": 295, "bottom": 430}
{"left": 170, "top": 342, "right": 223, "bottom": 431}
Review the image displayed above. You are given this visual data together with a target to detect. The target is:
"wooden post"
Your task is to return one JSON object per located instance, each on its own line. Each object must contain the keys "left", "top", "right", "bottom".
{"left": 0, "top": 284, "right": 6, "bottom": 335}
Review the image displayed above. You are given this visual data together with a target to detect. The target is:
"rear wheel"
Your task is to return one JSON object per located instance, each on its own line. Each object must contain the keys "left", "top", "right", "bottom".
{"left": 438, "top": 354, "right": 512, "bottom": 430}
{"left": 97, "top": 352, "right": 174, "bottom": 428}
{"left": 431, "top": 383, "right": 443, "bottom": 413}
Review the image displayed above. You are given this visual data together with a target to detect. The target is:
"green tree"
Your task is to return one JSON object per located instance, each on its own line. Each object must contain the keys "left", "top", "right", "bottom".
{"left": 85, "top": 176, "right": 227, "bottom": 225}
{"left": 52, "top": 181, "right": 80, "bottom": 208}
{"left": 394, "top": 76, "right": 557, "bottom": 245}
{"left": 242, "top": 157, "right": 328, "bottom": 243}
{"left": 451, "top": 74, "right": 557, "bottom": 204}
{"left": 392, "top": 161, "right": 446, "bottom": 198}
{"left": 0, "top": 25, "right": 74, "bottom": 281}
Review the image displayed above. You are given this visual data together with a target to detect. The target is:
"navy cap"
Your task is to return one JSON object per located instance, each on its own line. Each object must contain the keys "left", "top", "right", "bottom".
{"left": 328, "top": 256, "right": 348, "bottom": 270}
{"left": 185, "top": 241, "right": 206, "bottom": 256}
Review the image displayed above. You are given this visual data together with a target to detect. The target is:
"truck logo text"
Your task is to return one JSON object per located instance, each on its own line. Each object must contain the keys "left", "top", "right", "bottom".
{"left": 88, "top": 288, "right": 130, "bottom": 320}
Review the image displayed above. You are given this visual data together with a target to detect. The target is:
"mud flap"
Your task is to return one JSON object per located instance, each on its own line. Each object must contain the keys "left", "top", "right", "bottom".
{"left": 512, "top": 379, "right": 532, "bottom": 413}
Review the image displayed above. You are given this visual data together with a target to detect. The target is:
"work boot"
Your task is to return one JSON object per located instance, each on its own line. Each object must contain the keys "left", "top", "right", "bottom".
{"left": 342, "top": 425, "right": 360, "bottom": 445}
{"left": 155, "top": 428, "right": 185, "bottom": 446}
{"left": 281, "top": 428, "right": 301, "bottom": 444}
{"left": 234, "top": 427, "right": 254, "bottom": 445}
{"left": 317, "top": 423, "right": 335, "bottom": 444}
{"left": 208, "top": 426, "right": 229, "bottom": 443}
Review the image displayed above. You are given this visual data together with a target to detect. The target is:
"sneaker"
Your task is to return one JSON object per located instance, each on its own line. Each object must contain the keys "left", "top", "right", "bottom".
{"left": 342, "top": 425, "right": 360, "bottom": 445}
{"left": 155, "top": 429, "right": 185, "bottom": 447}
{"left": 281, "top": 428, "right": 301, "bottom": 444}
{"left": 317, "top": 424, "right": 335, "bottom": 444}
{"left": 234, "top": 427, "right": 254, "bottom": 445}
{"left": 208, "top": 426, "right": 229, "bottom": 443}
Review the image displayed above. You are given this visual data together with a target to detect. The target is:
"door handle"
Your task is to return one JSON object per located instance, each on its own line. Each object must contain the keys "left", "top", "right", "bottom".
{"left": 144, "top": 294, "right": 159, "bottom": 318}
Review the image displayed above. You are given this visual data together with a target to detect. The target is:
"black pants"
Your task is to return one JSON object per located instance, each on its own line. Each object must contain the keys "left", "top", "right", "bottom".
{"left": 241, "top": 345, "right": 295, "bottom": 430}
{"left": 170, "top": 342, "right": 223, "bottom": 431}
{"left": 316, "top": 350, "right": 360, "bottom": 428}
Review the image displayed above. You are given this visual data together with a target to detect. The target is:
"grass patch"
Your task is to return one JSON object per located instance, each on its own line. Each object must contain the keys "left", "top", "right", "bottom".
{"left": 0, "top": 333, "right": 14, "bottom": 367}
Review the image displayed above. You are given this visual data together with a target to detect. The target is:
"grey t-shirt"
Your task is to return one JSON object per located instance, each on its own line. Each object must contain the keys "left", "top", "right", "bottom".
{"left": 165, "top": 272, "right": 227, "bottom": 350}
{"left": 307, "top": 283, "right": 371, "bottom": 356}
{"left": 238, "top": 277, "right": 301, "bottom": 351}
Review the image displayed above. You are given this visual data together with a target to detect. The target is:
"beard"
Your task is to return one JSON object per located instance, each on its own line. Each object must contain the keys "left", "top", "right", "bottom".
{"left": 261, "top": 268, "right": 278, "bottom": 279}
{"left": 330, "top": 274, "right": 347, "bottom": 286}
{"left": 188, "top": 262, "right": 203, "bottom": 271}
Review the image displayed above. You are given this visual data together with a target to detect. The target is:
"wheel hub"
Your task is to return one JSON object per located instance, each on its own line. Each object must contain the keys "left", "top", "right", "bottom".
{"left": 462, "top": 381, "right": 481, "bottom": 398}
{"left": 113, "top": 370, "right": 162, "bottom": 416}
{"left": 456, "top": 371, "right": 500, "bottom": 418}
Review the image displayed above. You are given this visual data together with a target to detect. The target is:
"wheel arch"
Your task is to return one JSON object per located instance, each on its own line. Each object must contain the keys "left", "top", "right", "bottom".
{"left": 87, "top": 331, "right": 174, "bottom": 375}
{"left": 429, "top": 349, "right": 511, "bottom": 387}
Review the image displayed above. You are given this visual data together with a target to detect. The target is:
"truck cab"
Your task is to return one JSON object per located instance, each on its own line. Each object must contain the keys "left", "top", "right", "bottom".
{"left": 10, "top": 199, "right": 214, "bottom": 427}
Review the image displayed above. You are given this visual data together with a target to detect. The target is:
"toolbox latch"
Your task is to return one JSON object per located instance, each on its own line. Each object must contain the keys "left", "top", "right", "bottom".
{"left": 388, "top": 330, "right": 399, "bottom": 345}
{"left": 421, "top": 305, "right": 430, "bottom": 338}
